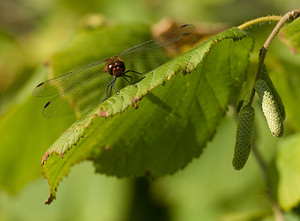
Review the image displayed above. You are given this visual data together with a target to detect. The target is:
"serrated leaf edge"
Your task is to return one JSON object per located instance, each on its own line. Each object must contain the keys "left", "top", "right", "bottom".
{"left": 41, "top": 27, "right": 250, "bottom": 204}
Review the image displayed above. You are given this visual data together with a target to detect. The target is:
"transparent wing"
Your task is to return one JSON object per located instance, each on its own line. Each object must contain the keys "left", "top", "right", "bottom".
{"left": 118, "top": 24, "right": 195, "bottom": 74}
{"left": 33, "top": 61, "right": 114, "bottom": 118}
{"left": 42, "top": 71, "right": 111, "bottom": 118}
{"left": 33, "top": 60, "right": 105, "bottom": 97}
{"left": 119, "top": 24, "right": 195, "bottom": 61}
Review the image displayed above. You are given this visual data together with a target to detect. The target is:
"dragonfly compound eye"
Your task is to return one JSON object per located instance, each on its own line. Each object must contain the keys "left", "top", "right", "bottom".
{"left": 112, "top": 61, "right": 125, "bottom": 77}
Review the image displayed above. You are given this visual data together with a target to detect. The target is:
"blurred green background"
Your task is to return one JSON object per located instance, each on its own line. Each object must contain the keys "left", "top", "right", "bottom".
{"left": 0, "top": 0, "right": 299, "bottom": 220}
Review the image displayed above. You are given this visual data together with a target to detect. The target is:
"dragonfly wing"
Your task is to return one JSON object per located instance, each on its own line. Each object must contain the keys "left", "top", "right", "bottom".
{"left": 36, "top": 61, "right": 114, "bottom": 118}
{"left": 118, "top": 24, "right": 195, "bottom": 74}
{"left": 119, "top": 24, "right": 195, "bottom": 61}
{"left": 35, "top": 24, "right": 195, "bottom": 118}
{"left": 33, "top": 60, "right": 105, "bottom": 97}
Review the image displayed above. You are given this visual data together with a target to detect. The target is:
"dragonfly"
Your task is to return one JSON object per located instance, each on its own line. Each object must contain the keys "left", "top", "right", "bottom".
{"left": 33, "top": 24, "right": 195, "bottom": 118}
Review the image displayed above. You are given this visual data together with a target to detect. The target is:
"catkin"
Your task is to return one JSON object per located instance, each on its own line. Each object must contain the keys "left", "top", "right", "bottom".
{"left": 260, "top": 65, "right": 285, "bottom": 120}
{"left": 254, "top": 79, "right": 284, "bottom": 137}
{"left": 233, "top": 105, "right": 255, "bottom": 170}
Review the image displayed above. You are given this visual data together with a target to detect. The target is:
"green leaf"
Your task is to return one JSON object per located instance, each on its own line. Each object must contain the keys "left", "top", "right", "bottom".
{"left": 277, "top": 133, "right": 300, "bottom": 210}
{"left": 41, "top": 25, "right": 254, "bottom": 204}
{"left": 280, "top": 17, "right": 300, "bottom": 53}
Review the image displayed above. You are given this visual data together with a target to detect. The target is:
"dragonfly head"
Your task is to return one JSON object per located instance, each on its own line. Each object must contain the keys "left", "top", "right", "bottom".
{"left": 105, "top": 56, "right": 126, "bottom": 77}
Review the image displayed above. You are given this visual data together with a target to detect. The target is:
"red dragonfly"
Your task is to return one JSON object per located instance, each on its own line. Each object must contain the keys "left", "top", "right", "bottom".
{"left": 33, "top": 24, "right": 195, "bottom": 118}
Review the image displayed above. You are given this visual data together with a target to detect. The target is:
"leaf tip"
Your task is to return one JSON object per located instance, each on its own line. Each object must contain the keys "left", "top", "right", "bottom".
{"left": 45, "top": 193, "right": 55, "bottom": 205}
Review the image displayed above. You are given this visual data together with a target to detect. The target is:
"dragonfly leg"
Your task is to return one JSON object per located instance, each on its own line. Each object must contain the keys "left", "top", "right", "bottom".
{"left": 124, "top": 70, "right": 144, "bottom": 75}
{"left": 111, "top": 79, "right": 119, "bottom": 93}
{"left": 105, "top": 77, "right": 117, "bottom": 100}
{"left": 123, "top": 70, "right": 145, "bottom": 87}
{"left": 123, "top": 74, "right": 133, "bottom": 84}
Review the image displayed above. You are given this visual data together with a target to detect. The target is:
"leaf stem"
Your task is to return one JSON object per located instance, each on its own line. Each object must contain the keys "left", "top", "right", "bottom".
{"left": 238, "top": 16, "right": 281, "bottom": 30}
{"left": 247, "top": 9, "right": 300, "bottom": 106}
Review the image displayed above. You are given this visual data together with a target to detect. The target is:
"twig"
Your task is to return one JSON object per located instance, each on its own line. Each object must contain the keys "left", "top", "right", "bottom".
{"left": 247, "top": 9, "right": 300, "bottom": 106}
{"left": 239, "top": 9, "right": 300, "bottom": 220}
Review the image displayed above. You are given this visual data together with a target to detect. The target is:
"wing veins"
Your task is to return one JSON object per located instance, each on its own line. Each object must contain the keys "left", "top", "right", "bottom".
{"left": 119, "top": 24, "right": 195, "bottom": 60}
{"left": 33, "top": 60, "right": 105, "bottom": 97}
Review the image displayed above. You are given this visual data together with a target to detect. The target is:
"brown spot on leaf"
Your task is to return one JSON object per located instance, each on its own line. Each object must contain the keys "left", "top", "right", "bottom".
{"left": 41, "top": 152, "right": 50, "bottom": 165}
{"left": 132, "top": 97, "right": 141, "bottom": 109}
{"left": 289, "top": 46, "right": 299, "bottom": 54}
{"left": 279, "top": 31, "right": 285, "bottom": 39}
{"left": 98, "top": 111, "right": 107, "bottom": 118}
{"left": 43, "top": 60, "right": 51, "bottom": 68}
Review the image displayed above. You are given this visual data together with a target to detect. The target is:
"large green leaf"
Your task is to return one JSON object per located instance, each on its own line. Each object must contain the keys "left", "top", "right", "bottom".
{"left": 41, "top": 25, "right": 254, "bottom": 203}
{"left": 280, "top": 17, "right": 300, "bottom": 53}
